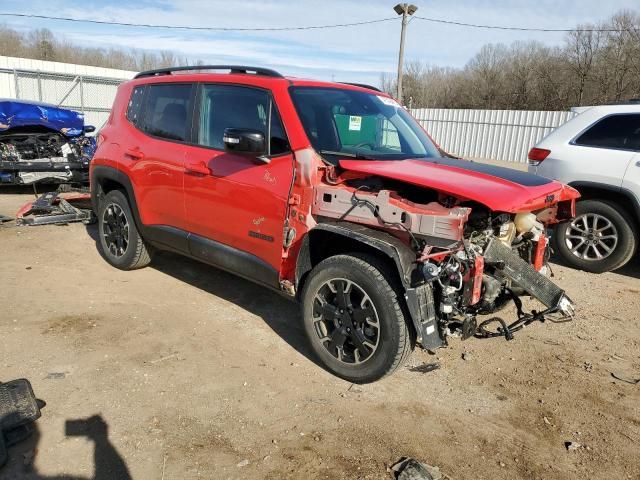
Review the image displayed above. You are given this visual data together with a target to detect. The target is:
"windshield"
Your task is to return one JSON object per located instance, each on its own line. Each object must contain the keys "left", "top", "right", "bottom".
{"left": 289, "top": 86, "right": 441, "bottom": 161}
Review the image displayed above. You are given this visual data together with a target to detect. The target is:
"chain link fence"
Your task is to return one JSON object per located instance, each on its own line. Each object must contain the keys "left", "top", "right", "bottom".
{"left": 2, "top": 68, "right": 126, "bottom": 131}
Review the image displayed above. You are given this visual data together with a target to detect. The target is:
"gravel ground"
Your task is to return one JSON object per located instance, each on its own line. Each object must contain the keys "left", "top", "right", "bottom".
{"left": 0, "top": 188, "right": 639, "bottom": 480}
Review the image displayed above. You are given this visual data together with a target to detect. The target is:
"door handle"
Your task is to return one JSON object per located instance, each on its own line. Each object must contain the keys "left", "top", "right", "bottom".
{"left": 124, "top": 148, "right": 144, "bottom": 160}
{"left": 184, "top": 161, "right": 211, "bottom": 176}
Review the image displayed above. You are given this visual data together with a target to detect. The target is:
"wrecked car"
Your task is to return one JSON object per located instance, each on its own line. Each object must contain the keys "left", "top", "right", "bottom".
{"left": 90, "top": 65, "right": 579, "bottom": 383}
{"left": 0, "top": 99, "right": 96, "bottom": 185}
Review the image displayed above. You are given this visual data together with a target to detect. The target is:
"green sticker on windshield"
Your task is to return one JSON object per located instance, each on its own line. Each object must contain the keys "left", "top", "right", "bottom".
{"left": 348, "top": 115, "right": 362, "bottom": 131}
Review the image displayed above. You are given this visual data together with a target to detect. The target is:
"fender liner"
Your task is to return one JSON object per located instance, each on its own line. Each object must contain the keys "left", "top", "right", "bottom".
{"left": 91, "top": 165, "right": 141, "bottom": 227}
{"left": 295, "top": 220, "right": 443, "bottom": 349}
{"left": 295, "top": 221, "right": 417, "bottom": 289}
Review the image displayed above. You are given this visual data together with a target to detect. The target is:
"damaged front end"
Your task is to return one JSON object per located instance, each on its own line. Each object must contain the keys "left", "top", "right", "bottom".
{"left": 0, "top": 100, "right": 96, "bottom": 185}
{"left": 312, "top": 175, "right": 577, "bottom": 349}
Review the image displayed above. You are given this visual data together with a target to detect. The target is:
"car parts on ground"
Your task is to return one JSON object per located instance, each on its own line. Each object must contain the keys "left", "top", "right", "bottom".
{"left": 392, "top": 457, "right": 446, "bottom": 480}
{"left": 16, "top": 189, "right": 94, "bottom": 226}
{"left": 0, "top": 99, "right": 96, "bottom": 186}
{"left": 0, "top": 379, "right": 45, "bottom": 468}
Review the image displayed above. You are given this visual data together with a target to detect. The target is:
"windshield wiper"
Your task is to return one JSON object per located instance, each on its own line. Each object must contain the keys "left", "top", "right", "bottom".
{"left": 319, "top": 150, "right": 373, "bottom": 160}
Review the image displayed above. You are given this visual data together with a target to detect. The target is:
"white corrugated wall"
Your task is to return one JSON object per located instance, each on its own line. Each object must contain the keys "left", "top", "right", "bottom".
{"left": 411, "top": 108, "right": 576, "bottom": 163}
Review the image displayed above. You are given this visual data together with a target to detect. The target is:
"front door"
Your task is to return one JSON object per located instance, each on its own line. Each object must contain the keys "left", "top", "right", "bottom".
{"left": 183, "top": 84, "right": 293, "bottom": 278}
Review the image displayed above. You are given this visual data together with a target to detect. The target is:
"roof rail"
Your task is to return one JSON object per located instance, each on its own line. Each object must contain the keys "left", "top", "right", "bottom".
{"left": 340, "top": 82, "right": 382, "bottom": 92}
{"left": 134, "top": 65, "right": 284, "bottom": 79}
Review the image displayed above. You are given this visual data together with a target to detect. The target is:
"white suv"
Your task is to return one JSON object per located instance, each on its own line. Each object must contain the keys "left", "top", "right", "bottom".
{"left": 528, "top": 102, "right": 640, "bottom": 273}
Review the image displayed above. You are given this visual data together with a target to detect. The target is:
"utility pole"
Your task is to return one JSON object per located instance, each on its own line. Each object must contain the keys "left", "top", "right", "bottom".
{"left": 393, "top": 3, "right": 418, "bottom": 105}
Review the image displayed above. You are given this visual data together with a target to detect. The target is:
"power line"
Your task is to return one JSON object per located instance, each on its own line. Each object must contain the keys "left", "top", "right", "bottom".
{"left": 0, "top": 12, "right": 398, "bottom": 31}
{"left": 413, "top": 16, "right": 630, "bottom": 32}
{"left": 0, "top": 11, "right": 633, "bottom": 34}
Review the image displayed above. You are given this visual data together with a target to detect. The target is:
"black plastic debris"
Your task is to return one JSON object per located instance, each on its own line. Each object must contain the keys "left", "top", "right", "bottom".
{"left": 408, "top": 363, "right": 441, "bottom": 374}
{"left": 392, "top": 457, "right": 444, "bottom": 480}
{"left": 0, "top": 214, "right": 12, "bottom": 223}
{"left": 0, "top": 379, "right": 45, "bottom": 468}
{"left": 565, "top": 441, "right": 582, "bottom": 451}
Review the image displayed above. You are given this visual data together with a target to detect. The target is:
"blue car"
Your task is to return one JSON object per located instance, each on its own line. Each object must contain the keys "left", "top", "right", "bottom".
{"left": 0, "top": 99, "right": 96, "bottom": 185}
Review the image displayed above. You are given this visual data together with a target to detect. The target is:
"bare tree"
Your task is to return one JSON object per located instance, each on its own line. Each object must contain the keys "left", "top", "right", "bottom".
{"left": 565, "top": 25, "right": 602, "bottom": 105}
{"left": 466, "top": 44, "right": 508, "bottom": 108}
{"left": 379, "top": 72, "right": 396, "bottom": 96}
{"left": 1, "top": 8, "right": 639, "bottom": 109}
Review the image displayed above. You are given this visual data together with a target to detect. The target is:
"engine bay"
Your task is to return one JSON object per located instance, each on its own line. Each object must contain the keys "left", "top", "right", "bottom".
{"left": 312, "top": 174, "right": 576, "bottom": 346}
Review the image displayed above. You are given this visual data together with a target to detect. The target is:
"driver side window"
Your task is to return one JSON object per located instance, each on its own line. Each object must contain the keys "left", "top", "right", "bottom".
{"left": 197, "top": 84, "right": 290, "bottom": 155}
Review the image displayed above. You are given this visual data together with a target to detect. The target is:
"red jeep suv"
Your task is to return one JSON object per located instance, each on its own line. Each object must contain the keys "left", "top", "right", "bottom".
{"left": 91, "top": 65, "right": 578, "bottom": 383}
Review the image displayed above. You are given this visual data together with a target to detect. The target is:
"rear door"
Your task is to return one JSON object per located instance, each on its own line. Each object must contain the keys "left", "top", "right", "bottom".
{"left": 183, "top": 83, "right": 293, "bottom": 281}
{"left": 126, "top": 83, "right": 194, "bottom": 232}
{"left": 570, "top": 113, "right": 638, "bottom": 186}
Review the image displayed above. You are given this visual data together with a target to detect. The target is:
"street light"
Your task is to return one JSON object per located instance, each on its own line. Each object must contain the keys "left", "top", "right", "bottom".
{"left": 393, "top": 3, "right": 418, "bottom": 105}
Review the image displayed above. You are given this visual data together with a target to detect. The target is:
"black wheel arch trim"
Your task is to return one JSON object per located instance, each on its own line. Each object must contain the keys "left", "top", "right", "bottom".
{"left": 568, "top": 181, "right": 640, "bottom": 225}
{"left": 91, "top": 165, "right": 143, "bottom": 230}
{"left": 294, "top": 221, "right": 417, "bottom": 291}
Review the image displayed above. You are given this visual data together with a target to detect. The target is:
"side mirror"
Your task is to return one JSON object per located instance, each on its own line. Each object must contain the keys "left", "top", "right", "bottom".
{"left": 83, "top": 125, "right": 96, "bottom": 134}
{"left": 223, "top": 128, "right": 266, "bottom": 156}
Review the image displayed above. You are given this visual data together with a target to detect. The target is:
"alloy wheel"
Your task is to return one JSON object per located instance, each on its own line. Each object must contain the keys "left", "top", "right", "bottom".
{"left": 102, "top": 203, "right": 130, "bottom": 258}
{"left": 312, "top": 278, "right": 380, "bottom": 365}
{"left": 565, "top": 213, "right": 618, "bottom": 261}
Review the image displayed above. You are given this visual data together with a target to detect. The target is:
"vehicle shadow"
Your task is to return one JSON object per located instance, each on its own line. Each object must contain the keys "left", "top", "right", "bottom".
{"left": 84, "top": 224, "right": 321, "bottom": 370}
{"left": 1, "top": 415, "right": 131, "bottom": 480}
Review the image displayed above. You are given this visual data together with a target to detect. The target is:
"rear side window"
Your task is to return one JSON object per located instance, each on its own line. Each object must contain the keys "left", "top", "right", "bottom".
{"left": 197, "top": 84, "right": 289, "bottom": 155}
{"left": 575, "top": 114, "right": 640, "bottom": 151}
{"left": 141, "top": 84, "right": 193, "bottom": 142}
{"left": 126, "top": 86, "right": 145, "bottom": 126}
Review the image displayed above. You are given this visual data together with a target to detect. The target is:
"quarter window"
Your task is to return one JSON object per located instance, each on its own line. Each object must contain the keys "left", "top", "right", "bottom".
{"left": 141, "top": 84, "right": 192, "bottom": 142}
{"left": 575, "top": 114, "right": 640, "bottom": 151}
{"left": 197, "top": 85, "right": 289, "bottom": 155}
{"left": 126, "top": 86, "right": 145, "bottom": 126}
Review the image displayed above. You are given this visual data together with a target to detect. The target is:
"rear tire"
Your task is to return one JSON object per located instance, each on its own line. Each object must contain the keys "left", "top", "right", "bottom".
{"left": 554, "top": 199, "right": 636, "bottom": 273}
{"left": 301, "top": 253, "right": 414, "bottom": 383}
{"left": 97, "top": 190, "right": 152, "bottom": 270}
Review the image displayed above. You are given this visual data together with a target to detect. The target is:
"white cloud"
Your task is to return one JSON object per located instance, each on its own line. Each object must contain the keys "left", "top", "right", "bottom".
{"left": 3, "top": 0, "right": 639, "bottom": 83}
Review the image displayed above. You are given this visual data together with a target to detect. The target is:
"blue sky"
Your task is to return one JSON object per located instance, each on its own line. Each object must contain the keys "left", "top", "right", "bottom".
{"left": 1, "top": 0, "right": 638, "bottom": 84}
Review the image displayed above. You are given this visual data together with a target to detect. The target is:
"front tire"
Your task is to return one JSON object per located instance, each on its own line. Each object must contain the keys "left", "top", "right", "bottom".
{"left": 554, "top": 199, "right": 636, "bottom": 273}
{"left": 301, "top": 254, "right": 414, "bottom": 383}
{"left": 97, "top": 190, "right": 152, "bottom": 270}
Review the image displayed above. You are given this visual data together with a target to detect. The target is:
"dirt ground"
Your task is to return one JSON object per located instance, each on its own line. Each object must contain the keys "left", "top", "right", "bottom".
{"left": 0, "top": 188, "right": 639, "bottom": 480}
